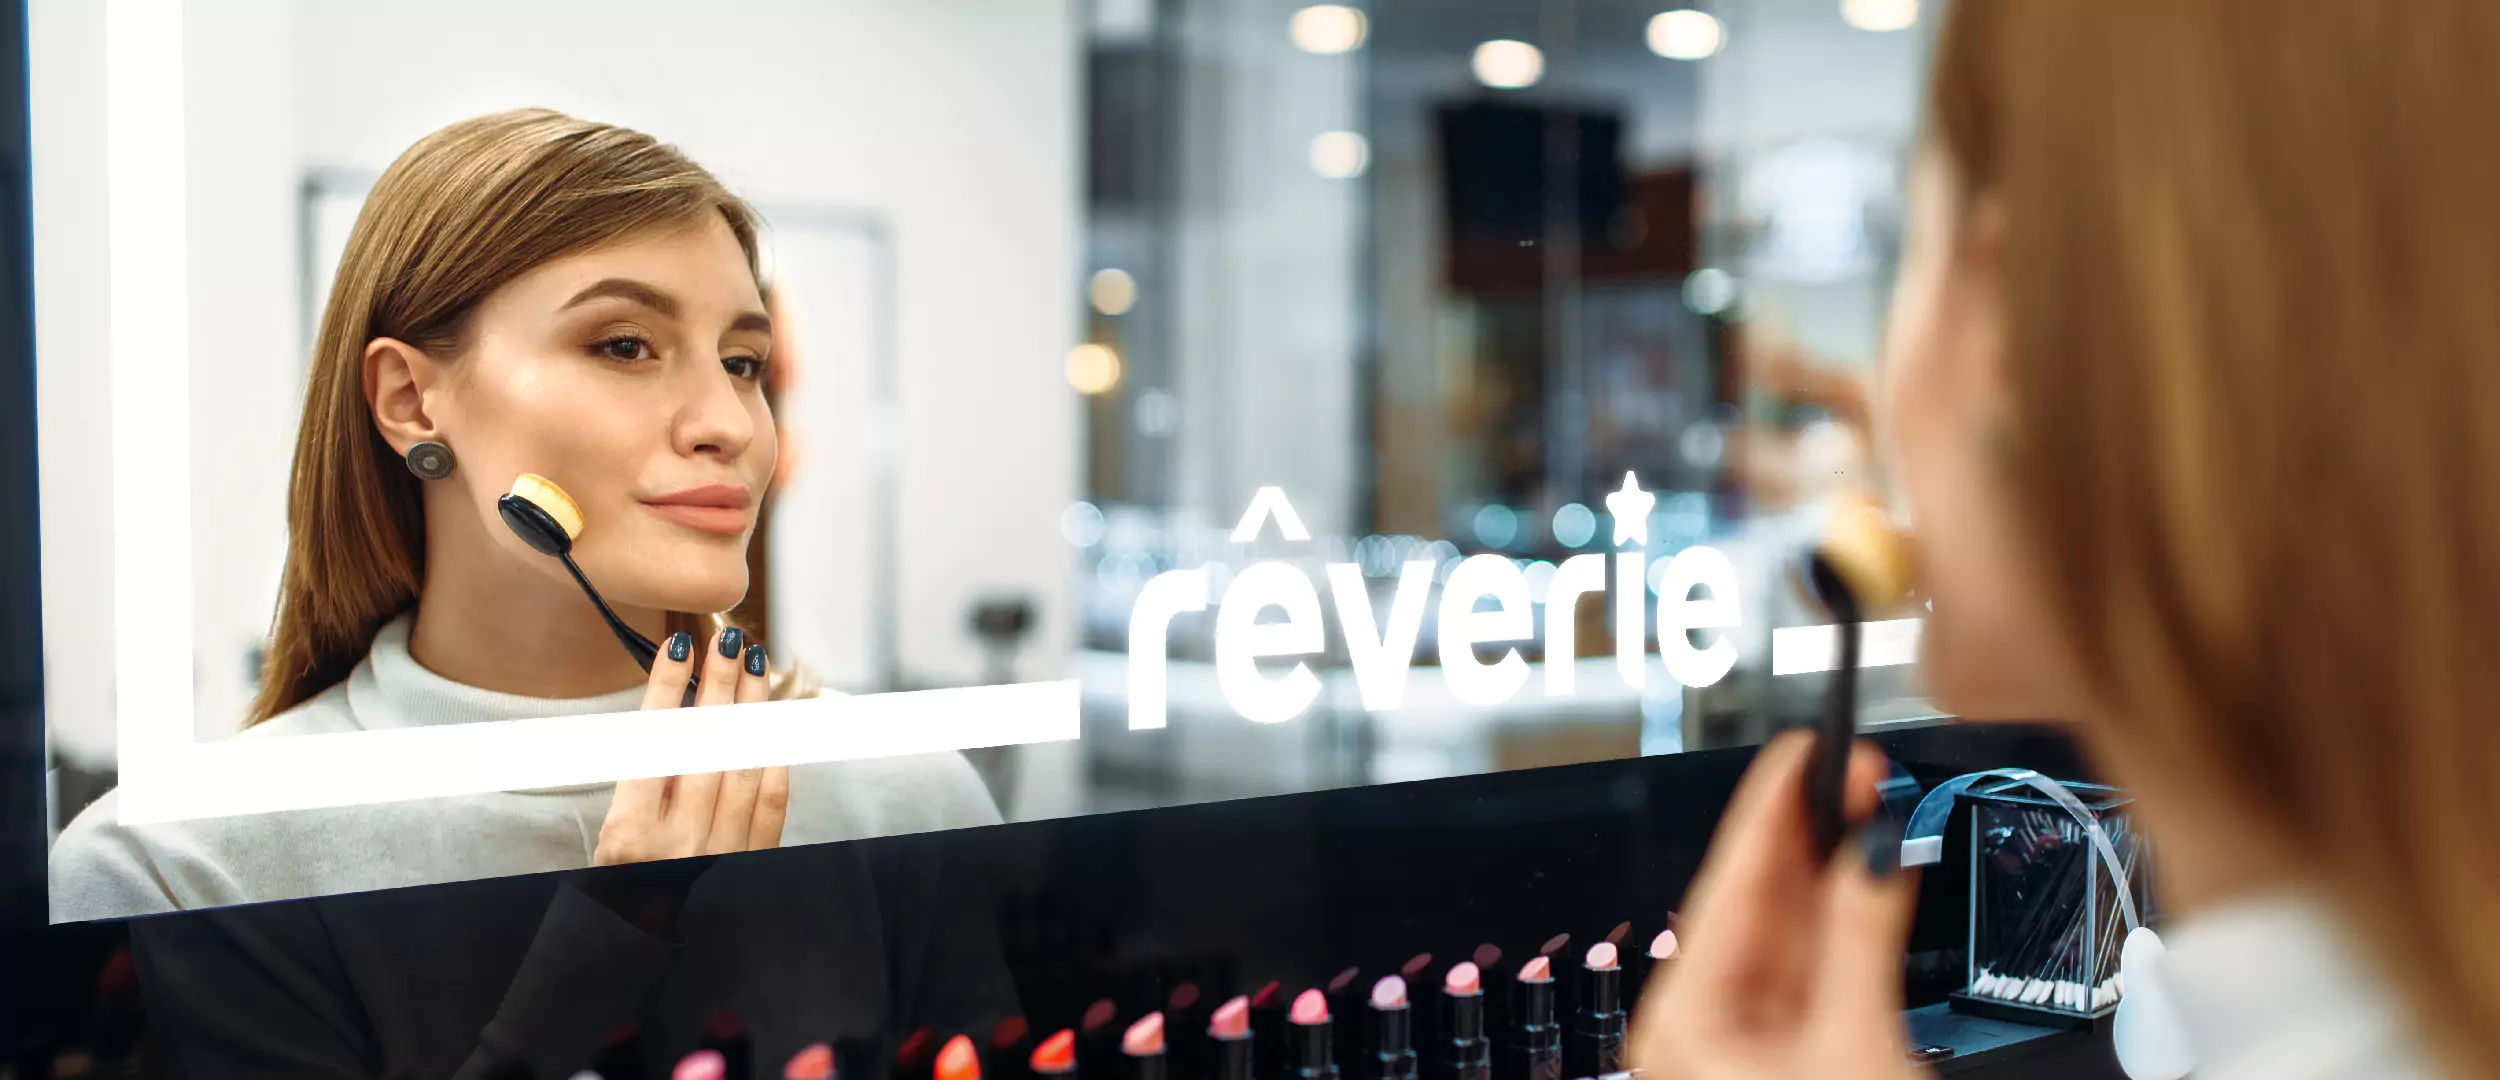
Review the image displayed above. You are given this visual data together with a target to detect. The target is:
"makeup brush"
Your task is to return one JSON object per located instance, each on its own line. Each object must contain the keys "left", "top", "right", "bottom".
{"left": 1800, "top": 492, "right": 1915, "bottom": 862}
{"left": 499, "top": 473, "right": 672, "bottom": 670}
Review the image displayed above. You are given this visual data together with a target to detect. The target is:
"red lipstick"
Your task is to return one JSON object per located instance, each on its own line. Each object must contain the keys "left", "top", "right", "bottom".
{"left": 937, "top": 1035, "right": 983, "bottom": 1080}
{"left": 1032, "top": 1029, "right": 1078, "bottom": 1080}
{"left": 640, "top": 483, "right": 753, "bottom": 536}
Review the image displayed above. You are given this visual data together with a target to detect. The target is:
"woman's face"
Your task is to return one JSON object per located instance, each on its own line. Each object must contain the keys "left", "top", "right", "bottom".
{"left": 432, "top": 215, "right": 777, "bottom": 615}
{"left": 1878, "top": 154, "right": 2083, "bottom": 720}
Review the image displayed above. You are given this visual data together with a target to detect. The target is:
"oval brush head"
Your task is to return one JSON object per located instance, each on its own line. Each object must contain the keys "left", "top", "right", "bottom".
{"left": 1805, "top": 491, "right": 1914, "bottom": 618}
{"left": 499, "top": 473, "right": 584, "bottom": 556}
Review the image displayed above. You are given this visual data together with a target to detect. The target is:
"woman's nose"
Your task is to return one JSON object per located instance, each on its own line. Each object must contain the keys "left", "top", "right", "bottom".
{"left": 672, "top": 360, "right": 758, "bottom": 459}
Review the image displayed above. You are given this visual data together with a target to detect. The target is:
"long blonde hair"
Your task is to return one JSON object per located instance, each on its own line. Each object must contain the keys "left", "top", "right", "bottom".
{"left": 251, "top": 108, "right": 773, "bottom": 724}
{"left": 1931, "top": 2, "right": 2500, "bottom": 1073}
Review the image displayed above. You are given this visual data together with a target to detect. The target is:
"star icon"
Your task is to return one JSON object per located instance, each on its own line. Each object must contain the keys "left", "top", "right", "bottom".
{"left": 1605, "top": 472, "right": 1655, "bottom": 546}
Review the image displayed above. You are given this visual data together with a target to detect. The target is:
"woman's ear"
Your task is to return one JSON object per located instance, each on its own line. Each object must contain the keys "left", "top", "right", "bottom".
{"left": 364, "top": 337, "right": 443, "bottom": 454}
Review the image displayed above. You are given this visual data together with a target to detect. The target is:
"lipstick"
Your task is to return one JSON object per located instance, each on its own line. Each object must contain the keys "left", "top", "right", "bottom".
{"left": 938, "top": 1035, "right": 983, "bottom": 1080}
{"left": 1079, "top": 1000, "right": 1121, "bottom": 1078}
{"left": 1031, "top": 1030, "right": 1078, "bottom": 1080}
{"left": 1122, "top": 1012, "right": 1167, "bottom": 1080}
{"left": 1208, "top": 996, "right": 1254, "bottom": 1080}
{"left": 786, "top": 1043, "right": 836, "bottom": 1080}
{"left": 1626, "top": 929, "right": 1678, "bottom": 1016}
{"left": 1430, "top": 963, "right": 1490, "bottom": 1080}
{"left": 1165, "top": 985, "right": 1206, "bottom": 1080}
{"left": 1566, "top": 943, "right": 1626, "bottom": 1079}
{"left": 992, "top": 1018, "right": 1036, "bottom": 1080}
{"left": 592, "top": 1025, "right": 646, "bottom": 1080}
{"left": 897, "top": 1029, "right": 939, "bottom": 1080}
{"left": 1287, "top": 989, "right": 1339, "bottom": 1080}
{"left": 674, "top": 1050, "right": 727, "bottom": 1080}
{"left": 1324, "top": 968, "right": 1364, "bottom": 1075}
{"left": 1499, "top": 957, "right": 1561, "bottom": 1080}
{"left": 1364, "top": 975, "right": 1418, "bottom": 1080}
{"left": 1250, "top": 981, "right": 1288, "bottom": 1080}
{"left": 701, "top": 1011, "right": 753, "bottom": 1080}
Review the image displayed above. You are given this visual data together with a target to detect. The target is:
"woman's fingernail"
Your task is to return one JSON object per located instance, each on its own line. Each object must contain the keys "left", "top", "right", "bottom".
{"left": 666, "top": 632, "right": 692, "bottom": 663}
{"left": 717, "top": 626, "right": 743, "bottom": 659}
{"left": 744, "top": 641, "right": 768, "bottom": 677}
{"left": 1859, "top": 817, "right": 1905, "bottom": 879}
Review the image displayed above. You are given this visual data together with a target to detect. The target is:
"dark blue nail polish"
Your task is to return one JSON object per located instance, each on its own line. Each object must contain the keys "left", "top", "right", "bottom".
{"left": 717, "top": 626, "right": 743, "bottom": 659}
{"left": 666, "top": 632, "right": 691, "bottom": 663}
{"left": 744, "top": 641, "right": 768, "bottom": 677}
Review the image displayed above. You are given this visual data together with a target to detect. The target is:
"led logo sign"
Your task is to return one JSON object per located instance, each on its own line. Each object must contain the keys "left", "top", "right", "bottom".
{"left": 1126, "top": 474, "right": 1741, "bottom": 729}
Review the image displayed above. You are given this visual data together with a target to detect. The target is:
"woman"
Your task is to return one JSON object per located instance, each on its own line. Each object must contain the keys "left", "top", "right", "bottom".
{"left": 50, "top": 108, "right": 1001, "bottom": 922}
{"left": 1630, "top": 3, "right": 2500, "bottom": 1079}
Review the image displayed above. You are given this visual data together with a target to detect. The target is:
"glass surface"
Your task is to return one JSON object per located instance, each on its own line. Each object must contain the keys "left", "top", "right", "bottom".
{"left": 28, "top": 0, "right": 1940, "bottom": 919}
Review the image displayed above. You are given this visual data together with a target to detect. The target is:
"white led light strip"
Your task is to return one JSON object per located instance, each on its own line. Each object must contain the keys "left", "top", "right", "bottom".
{"left": 101, "top": 0, "right": 1079, "bottom": 826}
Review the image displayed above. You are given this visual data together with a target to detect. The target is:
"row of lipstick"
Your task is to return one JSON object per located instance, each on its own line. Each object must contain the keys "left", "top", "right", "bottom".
{"left": 641, "top": 928, "right": 1682, "bottom": 1080}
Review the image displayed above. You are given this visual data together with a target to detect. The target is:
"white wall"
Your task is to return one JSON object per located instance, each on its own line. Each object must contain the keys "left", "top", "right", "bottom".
{"left": 35, "top": 0, "right": 1080, "bottom": 762}
{"left": 1168, "top": 0, "right": 1363, "bottom": 542}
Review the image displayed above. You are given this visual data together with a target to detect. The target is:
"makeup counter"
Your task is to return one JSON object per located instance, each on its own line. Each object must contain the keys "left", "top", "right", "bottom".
{"left": 2, "top": 722, "right": 2129, "bottom": 1080}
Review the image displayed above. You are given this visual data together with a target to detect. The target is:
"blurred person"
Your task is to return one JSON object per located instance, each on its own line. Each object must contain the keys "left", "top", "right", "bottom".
{"left": 49, "top": 109, "right": 999, "bottom": 922}
{"left": 1631, "top": 2, "right": 2500, "bottom": 1079}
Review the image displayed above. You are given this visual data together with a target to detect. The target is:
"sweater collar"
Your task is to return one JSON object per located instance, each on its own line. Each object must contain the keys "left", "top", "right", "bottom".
{"left": 346, "top": 612, "right": 650, "bottom": 733}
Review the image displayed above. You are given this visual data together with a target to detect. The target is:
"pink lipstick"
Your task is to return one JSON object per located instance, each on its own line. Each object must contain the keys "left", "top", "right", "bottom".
{"left": 1209, "top": 995, "right": 1253, "bottom": 1080}
{"left": 1288, "top": 988, "right": 1339, "bottom": 1080}
{"left": 1566, "top": 942, "right": 1626, "bottom": 1079}
{"left": 1365, "top": 975, "right": 1417, "bottom": 1080}
{"left": 1431, "top": 962, "right": 1489, "bottom": 1080}
{"left": 1499, "top": 956, "right": 1561, "bottom": 1080}
{"left": 1122, "top": 1012, "right": 1167, "bottom": 1080}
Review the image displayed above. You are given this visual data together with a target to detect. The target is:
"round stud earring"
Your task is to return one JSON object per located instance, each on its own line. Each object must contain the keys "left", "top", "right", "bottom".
{"left": 405, "top": 440, "right": 455, "bottom": 480}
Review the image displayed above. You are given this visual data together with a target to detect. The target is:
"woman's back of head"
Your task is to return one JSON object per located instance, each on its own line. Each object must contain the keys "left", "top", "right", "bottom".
{"left": 1928, "top": 1, "right": 2500, "bottom": 1073}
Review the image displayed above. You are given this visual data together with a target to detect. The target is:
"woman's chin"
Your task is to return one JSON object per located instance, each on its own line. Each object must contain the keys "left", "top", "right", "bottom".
{"left": 601, "top": 566, "right": 750, "bottom": 617}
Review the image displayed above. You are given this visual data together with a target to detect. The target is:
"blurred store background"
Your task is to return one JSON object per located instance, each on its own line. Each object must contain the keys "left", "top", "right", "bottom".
{"left": 33, "top": 0, "right": 1940, "bottom": 835}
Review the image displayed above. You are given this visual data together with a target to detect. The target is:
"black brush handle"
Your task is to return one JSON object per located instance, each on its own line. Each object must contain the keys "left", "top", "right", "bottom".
{"left": 1806, "top": 554, "right": 1861, "bottom": 863}
{"left": 558, "top": 551, "right": 659, "bottom": 670}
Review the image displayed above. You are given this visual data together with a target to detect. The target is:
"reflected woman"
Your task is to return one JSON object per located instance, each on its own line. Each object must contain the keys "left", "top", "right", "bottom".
{"left": 51, "top": 109, "right": 1000, "bottom": 921}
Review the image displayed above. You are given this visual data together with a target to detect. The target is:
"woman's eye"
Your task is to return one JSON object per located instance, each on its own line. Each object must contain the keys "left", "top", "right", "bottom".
{"left": 723, "top": 355, "right": 767, "bottom": 382}
{"left": 595, "top": 336, "right": 655, "bottom": 363}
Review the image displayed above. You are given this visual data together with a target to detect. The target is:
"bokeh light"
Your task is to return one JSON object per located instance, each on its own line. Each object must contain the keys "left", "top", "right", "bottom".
{"left": 1646, "top": 10, "right": 1724, "bottom": 61}
{"left": 1289, "top": 5, "right": 1368, "bottom": 54}
{"left": 1066, "top": 343, "right": 1123, "bottom": 395}
{"left": 1471, "top": 39, "right": 1544, "bottom": 89}
{"left": 1309, "top": 131, "right": 1372, "bottom": 179}
{"left": 1841, "top": 0, "right": 1918, "bottom": 32}
{"left": 1089, "top": 268, "right": 1137, "bottom": 315}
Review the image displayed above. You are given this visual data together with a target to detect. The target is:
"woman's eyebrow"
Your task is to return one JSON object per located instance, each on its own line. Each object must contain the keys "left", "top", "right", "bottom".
{"left": 560, "top": 277, "right": 770, "bottom": 336}
{"left": 560, "top": 277, "right": 680, "bottom": 318}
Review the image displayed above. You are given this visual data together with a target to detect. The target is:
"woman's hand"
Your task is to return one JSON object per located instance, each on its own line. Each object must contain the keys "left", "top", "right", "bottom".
{"left": 591, "top": 627, "right": 789, "bottom": 866}
{"left": 1625, "top": 731, "right": 1924, "bottom": 1080}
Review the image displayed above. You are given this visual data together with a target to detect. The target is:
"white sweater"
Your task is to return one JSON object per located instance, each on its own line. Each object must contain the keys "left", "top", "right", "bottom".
{"left": 49, "top": 614, "right": 1002, "bottom": 922}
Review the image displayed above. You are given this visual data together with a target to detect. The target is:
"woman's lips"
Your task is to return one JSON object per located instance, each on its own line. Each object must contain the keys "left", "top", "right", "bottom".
{"left": 638, "top": 485, "right": 753, "bottom": 536}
